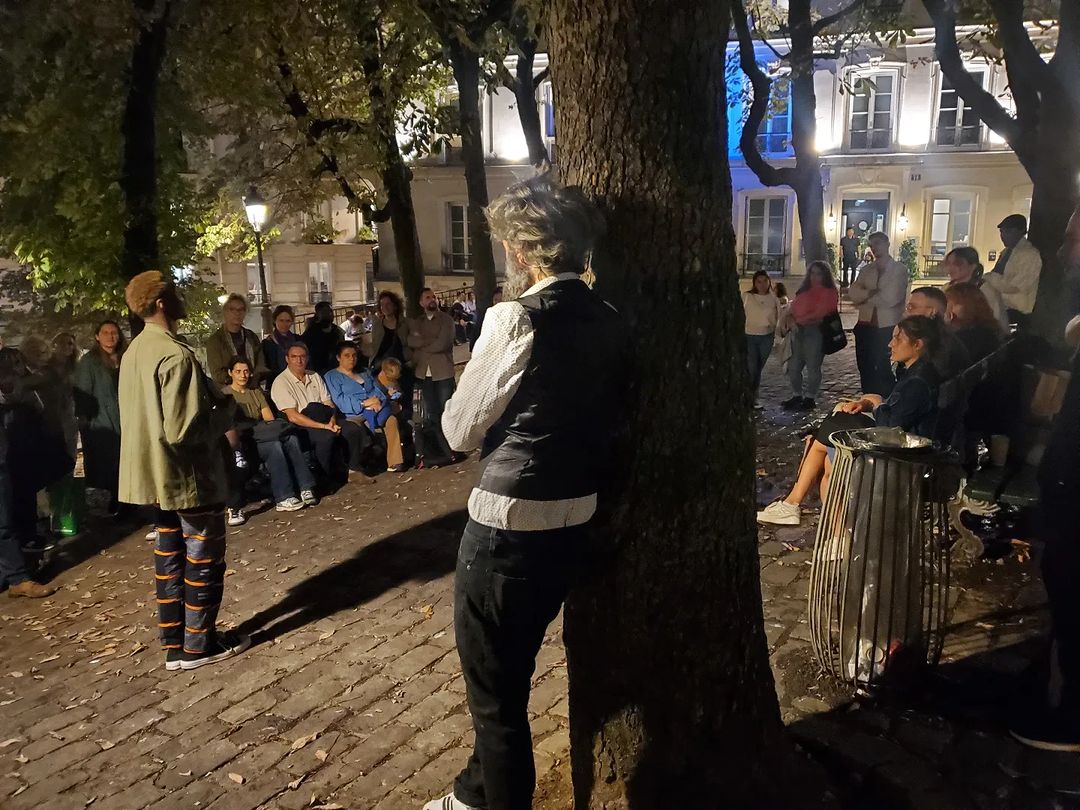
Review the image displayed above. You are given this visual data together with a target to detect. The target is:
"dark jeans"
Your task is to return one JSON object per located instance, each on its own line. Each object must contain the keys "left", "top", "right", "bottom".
{"left": 229, "top": 433, "right": 318, "bottom": 508}
{"left": 746, "top": 333, "right": 773, "bottom": 395}
{"left": 1040, "top": 499, "right": 1080, "bottom": 714}
{"left": 295, "top": 422, "right": 369, "bottom": 477}
{"left": 0, "top": 462, "right": 33, "bottom": 587}
{"left": 841, "top": 258, "right": 858, "bottom": 286}
{"left": 453, "top": 519, "right": 588, "bottom": 810}
{"left": 853, "top": 323, "right": 895, "bottom": 396}
{"left": 420, "top": 377, "right": 456, "bottom": 460}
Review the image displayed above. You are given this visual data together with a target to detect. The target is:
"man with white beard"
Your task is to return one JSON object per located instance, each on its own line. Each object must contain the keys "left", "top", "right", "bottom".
{"left": 426, "top": 177, "right": 624, "bottom": 810}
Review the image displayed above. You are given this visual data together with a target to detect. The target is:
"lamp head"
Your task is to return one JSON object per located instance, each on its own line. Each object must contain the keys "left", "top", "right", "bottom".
{"left": 243, "top": 186, "right": 268, "bottom": 232}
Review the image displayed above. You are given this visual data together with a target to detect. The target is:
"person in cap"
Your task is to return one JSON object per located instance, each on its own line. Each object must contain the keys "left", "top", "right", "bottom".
{"left": 984, "top": 213, "right": 1042, "bottom": 330}
{"left": 119, "top": 271, "right": 250, "bottom": 671}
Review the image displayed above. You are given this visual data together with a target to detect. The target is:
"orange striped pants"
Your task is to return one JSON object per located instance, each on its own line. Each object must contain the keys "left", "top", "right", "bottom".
{"left": 154, "top": 507, "right": 227, "bottom": 655}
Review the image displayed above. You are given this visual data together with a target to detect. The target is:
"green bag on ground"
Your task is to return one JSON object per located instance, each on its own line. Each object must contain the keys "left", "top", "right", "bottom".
{"left": 48, "top": 474, "right": 86, "bottom": 537}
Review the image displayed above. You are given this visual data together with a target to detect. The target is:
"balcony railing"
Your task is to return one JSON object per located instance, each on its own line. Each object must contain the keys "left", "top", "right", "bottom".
{"left": 441, "top": 252, "right": 470, "bottom": 273}
{"left": 740, "top": 252, "right": 788, "bottom": 277}
{"left": 247, "top": 291, "right": 270, "bottom": 305}
{"left": 308, "top": 290, "right": 333, "bottom": 304}
{"left": 922, "top": 255, "right": 949, "bottom": 278}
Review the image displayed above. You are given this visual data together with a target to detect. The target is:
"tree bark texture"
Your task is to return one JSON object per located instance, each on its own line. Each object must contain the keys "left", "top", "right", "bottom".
{"left": 448, "top": 42, "right": 498, "bottom": 314}
{"left": 549, "top": 0, "right": 785, "bottom": 805}
{"left": 119, "top": 0, "right": 172, "bottom": 280}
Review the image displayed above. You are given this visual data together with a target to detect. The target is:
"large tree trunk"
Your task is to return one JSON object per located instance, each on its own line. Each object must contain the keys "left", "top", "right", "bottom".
{"left": 119, "top": 0, "right": 171, "bottom": 282}
{"left": 1027, "top": 83, "right": 1080, "bottom": 339}
{"left": 788, "top": 1, "right": 827, "bottom": 265}
{"left": 511, "top": 43, "right": 550, "bottom": 169}
{"left": 448, "top": 42, "right": 498, "bottom": 314}
{"left": 550, "top": 0, "right": 786, "bottom": 805}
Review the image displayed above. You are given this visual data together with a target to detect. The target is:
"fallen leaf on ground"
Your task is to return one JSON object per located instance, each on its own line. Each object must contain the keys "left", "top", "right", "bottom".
{"left": 287, "top": 775, "right": 306, "bottom": 791}
{"left": 418, "top": 604, "right": 434, "bottom": 620}
{"left": 0, "top": 738, "right": 21, "bottom": 748}
{"left": 315, "top": 749, "right": 328, "bottom": 762}
{"left": 228, "top": 772, "right": 245, "bottom": 784}
{"left": 94, "top": 739, "right": 115, "bottom": 750}
{"left": 15, "top": 753, "right": 29, "bottom": 763}
{"left": 318, "top": 630, "right": 335, "bottom": 641}
{"left": 179, "top": 770, "right": 193, "bottom": 777}
{"left": 290, "top": 731, "right": 319, "bottom": 752}
{"left": 38, "top": 654, "right": 60, "bottom": 663}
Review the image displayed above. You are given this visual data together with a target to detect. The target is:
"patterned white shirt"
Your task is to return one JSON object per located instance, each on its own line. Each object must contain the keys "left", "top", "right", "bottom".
{"left": 442, "top": 273, "right": 596, "bottom": 531}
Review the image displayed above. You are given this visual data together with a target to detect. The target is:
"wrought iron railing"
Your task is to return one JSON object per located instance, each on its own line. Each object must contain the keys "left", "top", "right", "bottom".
{"left": 740, "top": 252, "right": 788, "bottom": 276}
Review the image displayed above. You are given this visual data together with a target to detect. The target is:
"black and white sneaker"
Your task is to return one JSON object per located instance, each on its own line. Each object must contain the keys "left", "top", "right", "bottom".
{"left": 164, "top": 649, "right": 183, "bottom": 672}
{"left": 422, "top": 794, "right": 481, "bottom": 810}
{"left": 180, "top": 631, "right": 251, "bottom": 671}
{"left": 781, "top": 396, "right": 803, "bottom": 411}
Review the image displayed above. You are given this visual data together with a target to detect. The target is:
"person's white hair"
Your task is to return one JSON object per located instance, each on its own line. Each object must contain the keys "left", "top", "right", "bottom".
{"left": 485, "top": 176, "right": 606, "bottom": 278}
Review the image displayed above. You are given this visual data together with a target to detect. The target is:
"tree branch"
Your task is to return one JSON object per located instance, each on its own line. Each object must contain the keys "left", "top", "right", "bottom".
{"left": 990, "top": 0, "right": 1052, "bottom": 85}
{"left": 811, "top": 0, "right": 872, "bottom": 35}
{"left": 733, "top": 1, "right": 793, "bottom": 187}
{"left": 532, "top": 65, "right": 550, "bottom": 89}
{"left": 923, "top": 0, "right": 1032, "bottom": 166}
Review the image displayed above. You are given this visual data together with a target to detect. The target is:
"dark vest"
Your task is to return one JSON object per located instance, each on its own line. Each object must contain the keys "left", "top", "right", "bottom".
{"left": 478, "top": 279, "right": 625, "bottom": 502}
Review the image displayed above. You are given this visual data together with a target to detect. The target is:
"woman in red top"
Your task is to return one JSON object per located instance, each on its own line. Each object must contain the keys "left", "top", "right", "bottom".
{"left": 783, "top": 261, "right": 840, "bottom": 411}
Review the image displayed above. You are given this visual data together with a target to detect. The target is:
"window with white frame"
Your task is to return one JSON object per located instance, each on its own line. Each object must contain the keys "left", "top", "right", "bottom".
{"left": 246, "top": 263, "right": 271, "bottom": 303}
{"left": 756, "top": 76, "right": 792, "bottom": 154}
{"left": 445, "top": 203, "right": 470, "bottom": 272}
{"left": 935, "top": 70, "right": 985, "bottom": 146}
{"left": 744, "top": 198, "right": 787, "bottom": 265}
{"left": 848, "top": 72, "right": 896, "bottom": 150}
{"left": 307, "top": 261, "right": 333, "bottom": 304}
{"left": 926, "top": 194, "right": 975, "bottom": 257}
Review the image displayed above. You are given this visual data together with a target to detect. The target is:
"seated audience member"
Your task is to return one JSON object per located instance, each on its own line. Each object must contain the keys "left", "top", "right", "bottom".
{"left": 270, "top": 343, "right": 374, "bottom": 484}
{"left": 324, "top": 343, "right": 407, "bottom": 472}
{"left": 343, "top": 314, "right": 364, "bottom": 342}
{"left": 904, "top": 286, "right": 970, "bottom": 379}
{"left": 944, "top": 282, "right": 1005, "bottom": 364}
{"left": 262, "top": 305, "right": 300, "bottom": 384}
{"left": 224, "top": 357, "right": 318, "bottom": 524}
{"left": 757, "top": 315, "right": 943, "bottom": 527}
{"left": 943, "top": 246, "right": 1009, "bottom": 330}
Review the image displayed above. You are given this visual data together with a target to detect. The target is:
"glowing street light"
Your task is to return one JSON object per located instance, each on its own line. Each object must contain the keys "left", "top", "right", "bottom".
{"left": 243, "top": 185, "right": 272, "bottom": 334}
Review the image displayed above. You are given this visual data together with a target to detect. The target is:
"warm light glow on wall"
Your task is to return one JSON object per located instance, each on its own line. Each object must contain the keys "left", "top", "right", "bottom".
{"left": 897, "top": 114, "right": 932, "bottom": 147}
{"left": 492, "top": 129, "right": 531, "bottom": 161}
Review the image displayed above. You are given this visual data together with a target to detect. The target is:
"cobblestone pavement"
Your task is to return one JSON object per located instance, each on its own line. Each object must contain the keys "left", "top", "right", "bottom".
{"left": 0, "top": 345, "right": 1075, "bottom": 809}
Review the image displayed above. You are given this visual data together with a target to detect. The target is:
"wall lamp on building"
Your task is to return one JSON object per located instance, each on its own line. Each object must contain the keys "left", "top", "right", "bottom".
{"left": 897, "top": 205, "right": 909, "bottom": 233}
{"left": 826, "top": 206, "right": 837, "bottom": 233}
{"left": 243, "top": 185, "right": 273, "bottom": 335}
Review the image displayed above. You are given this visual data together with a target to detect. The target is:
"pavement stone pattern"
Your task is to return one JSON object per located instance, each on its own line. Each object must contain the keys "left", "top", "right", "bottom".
{"left": 0, "top": 344, "right": 1074, "bottom": 809}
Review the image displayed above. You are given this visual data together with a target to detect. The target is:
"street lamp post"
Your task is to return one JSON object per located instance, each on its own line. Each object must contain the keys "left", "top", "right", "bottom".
{"left": 243, "top": 186, "right": 272, "bottom": 335}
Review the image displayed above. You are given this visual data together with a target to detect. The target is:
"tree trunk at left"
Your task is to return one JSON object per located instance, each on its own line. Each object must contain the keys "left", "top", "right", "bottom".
{"left": 449, "top": 42, "right": 497, "bottom": 314}
{"left": 550, "top": 0, "right": 791, "bottom": 805}
{"left": 119, "top": 0, "right": 170, "bottom": 281}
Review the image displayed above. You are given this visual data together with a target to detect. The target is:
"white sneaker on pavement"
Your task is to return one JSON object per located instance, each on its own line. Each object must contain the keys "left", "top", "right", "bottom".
{"left": 757, "top": 500, "right": 801, "bottom": 526}
{"left": 276, "top": 497, "right": 304, "bottom": 512}
{"left": 422, "top": 795, "right": 480, "bottom": 810}
{"left": 226, "top": 508, "right": 246, "bottom": 526}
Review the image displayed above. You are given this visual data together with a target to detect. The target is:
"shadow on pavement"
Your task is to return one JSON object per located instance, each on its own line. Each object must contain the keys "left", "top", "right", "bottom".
{"left": 235, "top": 508, "right": 467, "bottom": 645}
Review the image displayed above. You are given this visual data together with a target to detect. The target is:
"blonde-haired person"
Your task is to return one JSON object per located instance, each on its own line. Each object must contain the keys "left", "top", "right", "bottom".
{"left": 118, "top": 271, "right": 249, "bottom": 672}
{"left": 430, "top": 177, "right": 624, "bottom": 810}
{"left": 203, "top": 293, "right": 268, "bottom": 388}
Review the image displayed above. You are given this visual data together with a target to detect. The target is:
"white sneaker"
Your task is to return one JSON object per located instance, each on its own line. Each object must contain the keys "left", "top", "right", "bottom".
{"left": 757, "top": 500, "right": 801, "bottom": 525}
{"left": 226, "top": 508, "right": 246, "bottom": 526}
{"left": 144, "top": 528, "right": 158, "bottom": 541}
{"left": 422, "top": 794, "right": 481, "bottom": 810}
{"left": 300, "top": 489, "right": 319, "bottom": 506}
{"left": 276, "top": 497, "right": 304, "bottom": 512}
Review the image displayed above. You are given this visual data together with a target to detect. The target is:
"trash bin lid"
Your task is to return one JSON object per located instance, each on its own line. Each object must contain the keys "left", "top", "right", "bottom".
{"left": 834, "top": 427, "right": 934, "bottom": 453}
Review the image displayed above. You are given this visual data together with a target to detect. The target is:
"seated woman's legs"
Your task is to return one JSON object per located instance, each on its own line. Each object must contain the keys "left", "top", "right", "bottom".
{"left": 785, "top": 439, "right": 829, "bottom": 507}
{"left": 338, "top": 419, "right": 370, "bottom": 472}
{"left": 299, "top": 426, "right": 338, "bottom": 480}
{"left": 383, "top": 414, "right": 405, "bottom": 468}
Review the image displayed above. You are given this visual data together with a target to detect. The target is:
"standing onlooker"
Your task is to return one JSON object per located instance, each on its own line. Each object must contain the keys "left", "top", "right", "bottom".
{"left": 118, "top": 270, "right": 249, "bottom": 671}
{"left": 428, "top": 177, "right": 624, "bottom": 810}
{"left": 302, "top": 301, "right": 345, "bottom": 374}
{"left": 782, "top": 261, "right": 840, "bottom": 411}
{"left": 368, "top": 290, "right": 413, "bottom": 420}
{"left": 0, "top": 350, "right": 57, "bottom": 598}
{"left": 848, "top": 231, "right": 910, "bottom": 396}
{"left": 839, "top": 226, "right": 860, "bottom": 287}
{"left": 742, "top": 270, "right": 781, "bottom": 403}
{"left": 408, "top": 288, "right": 459, "bottom": 465}
{"left": 774, "top": 282, "right": 790, "bottom": 307}
{"left": 984, "top": 214, "right": 1042, "bottom": 330}
{"left": 73, "top": 321, "right": 125, "bottom": 513}
{"left": 204, "top": 294, "right": 268, "bottom": 388}
{"left": 943, "top": 246, "right": 1008, "bottom": 330}
{"left": 262, "top": 305, "right": 299, "bottom": 384}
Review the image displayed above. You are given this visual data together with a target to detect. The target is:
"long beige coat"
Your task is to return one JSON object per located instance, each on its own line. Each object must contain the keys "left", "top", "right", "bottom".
{"left": 118, "top": 323, "right": 234, "bottom": 510}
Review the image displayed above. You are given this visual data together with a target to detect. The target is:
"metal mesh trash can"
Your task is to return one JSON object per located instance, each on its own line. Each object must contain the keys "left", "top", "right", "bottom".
{"left": 808, "top": 428, "right": 952, "bottom": 688}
